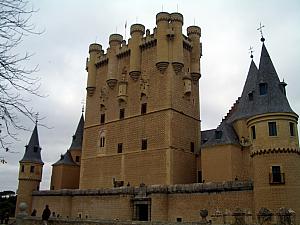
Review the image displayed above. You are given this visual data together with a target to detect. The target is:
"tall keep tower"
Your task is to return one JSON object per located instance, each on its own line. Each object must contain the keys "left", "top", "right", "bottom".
{"left": 80, "top": 12, "right": 202, "bottom": 188}
{"left": 16, "top": 124, "right": 43, "bottom": 214}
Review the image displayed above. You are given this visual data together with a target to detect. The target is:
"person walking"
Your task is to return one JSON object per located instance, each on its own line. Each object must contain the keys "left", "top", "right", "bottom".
{"left": 42, "top": 205, "right": 51, "bottom": 225}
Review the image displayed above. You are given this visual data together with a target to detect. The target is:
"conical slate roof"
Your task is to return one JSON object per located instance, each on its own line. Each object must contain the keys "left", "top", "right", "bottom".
{"left": 69, "top": 114, "right": 84, "bottom": 150}
{"left": 228, "top": 43, "right": 296, "bottom": 123}
{"left": 52, "top": 150, "right": 77, "bottom": 166}
{"left": 20, "top": 125, "right": 43, "bottom": 164}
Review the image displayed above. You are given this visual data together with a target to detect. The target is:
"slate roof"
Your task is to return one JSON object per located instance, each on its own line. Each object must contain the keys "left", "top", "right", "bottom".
{"left": 52, "top": 150, "right": 77, "bottom": 166}
{"left": 201, "top": 42, "right": 297, "bottom": 148}
{"left": 20, "top": 125, "right": 43, "bottom": 164}
{"left": 201, "top": 122, "right": 239, "bottom": 148}
{"left": 228, "top": 43, "right": 296, "bottom": 123}
{"left": 69, "top": 114, "right": 84, "bottom": 150}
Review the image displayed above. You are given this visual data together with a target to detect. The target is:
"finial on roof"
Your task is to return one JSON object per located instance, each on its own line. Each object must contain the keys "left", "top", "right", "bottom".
{"left": 249, "top": 46, "right": 254, "bottom": 59}
{"left": 35, "top": 112, "right": 39, "bottom": 125}
{"left": 257, "top": 22, "right": 265, "bottom": 42}
{"left": 81, "top": 99, "right": 85, "bottom": 113}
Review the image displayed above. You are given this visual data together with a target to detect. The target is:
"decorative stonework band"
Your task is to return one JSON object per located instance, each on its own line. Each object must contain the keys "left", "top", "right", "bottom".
{"left": 250, "top": 148, "right": 300, "bottom": 157}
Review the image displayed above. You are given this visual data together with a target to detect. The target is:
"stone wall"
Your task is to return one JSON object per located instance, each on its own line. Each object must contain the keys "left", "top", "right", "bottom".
{"left": 31, "top": 181, "right": 253, "bottom": 222}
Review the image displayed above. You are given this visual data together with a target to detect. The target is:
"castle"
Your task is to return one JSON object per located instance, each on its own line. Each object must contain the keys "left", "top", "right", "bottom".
{"left": 16, "top": 12, "right": 300, "bottom": 223}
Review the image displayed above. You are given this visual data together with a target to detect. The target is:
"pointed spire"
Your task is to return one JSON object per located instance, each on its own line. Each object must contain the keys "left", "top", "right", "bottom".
{"left": 20, "top": 124, "right": 43, "bottom": 164}
{"left": 69, "top": 114, "right": 84, "bottom": 150}
{"left": 258, "top": 43, "right": 279, "bottom": 82}
{"left": 227, "top": 42, "right": 296, "bottom": 123}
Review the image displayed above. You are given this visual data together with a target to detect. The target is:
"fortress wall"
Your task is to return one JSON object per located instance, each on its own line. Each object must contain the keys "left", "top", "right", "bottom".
{"left": 31, "top": 181, "right": 253, "bottom": 222}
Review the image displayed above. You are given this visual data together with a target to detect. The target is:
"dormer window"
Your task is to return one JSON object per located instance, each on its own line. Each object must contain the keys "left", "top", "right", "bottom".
{"left": 215, "top": 130, "right": 222, "bottom": 139}
{"left": 33, "top": 146, "right": 38, "bottom": 152}
{"left": 259, "top": 83, "right": 268, "bottom": 95}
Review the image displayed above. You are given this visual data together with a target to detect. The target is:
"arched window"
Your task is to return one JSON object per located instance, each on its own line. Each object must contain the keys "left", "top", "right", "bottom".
{"left": 99, "top": 130, "right": 106, "bottom": 148}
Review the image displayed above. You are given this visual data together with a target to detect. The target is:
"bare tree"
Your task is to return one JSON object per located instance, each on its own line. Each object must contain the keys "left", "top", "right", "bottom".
{"left": 0, "top": 0, "right": 42, "bottom": 155}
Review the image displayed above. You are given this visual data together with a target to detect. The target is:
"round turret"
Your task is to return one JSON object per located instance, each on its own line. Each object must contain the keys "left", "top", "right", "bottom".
{"left": 187, "top": 26, "right": 202, "bottom": 82}
{"left": 156, "top": 12, "right": 170, "bottom": 24}
{"left": 156, "top": 12, "right": 170, "bottom": 74}
{"left": 109, "top": 34, "right": 123, "bottom": 46}
{"left": 187, "top": 26, "right": 201, "bottom": 37}
{"left": 129, "top": 24, "right": 145, "bottom": 81}
{"left": 130, "top": 24, "right": 145, "bottom": 36}
{"left": 170, "top": 12, "right": 184, "bottom": 74}
{"left": 89, "top": 43, "right": 102, "bottom": 53}
{"left": 170, "top": 12, "right": 183, "bottom": 24}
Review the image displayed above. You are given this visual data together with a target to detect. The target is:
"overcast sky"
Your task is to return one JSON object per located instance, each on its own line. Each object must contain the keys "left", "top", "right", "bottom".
{"left": 1, "top": 0, "right": 300, "bottom": 191}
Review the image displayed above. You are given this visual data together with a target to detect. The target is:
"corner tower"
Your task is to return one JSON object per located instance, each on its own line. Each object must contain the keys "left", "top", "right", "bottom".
{"left": 249, "top": 42, "right": 300, "bottom": 218}
{"left": 16, "top": 124, "right": 43, "bottom": 214}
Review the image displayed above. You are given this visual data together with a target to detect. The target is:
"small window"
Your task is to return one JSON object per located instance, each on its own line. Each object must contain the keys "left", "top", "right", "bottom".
{"left": 251, "top": 126, "right": 256, "bottom": 139}
{"left": 215, "top": 130, "right": 222, "bottom": 139}
{"left": 100, "top": 137, "right": 105, "bottom": 147}
{"left": 290, "top": 122, "right": 295, "bottom": 136}
{"left": 259, "top": 83, "right": 268, "bottom": 95}
{"left": 141, "top": 139, "right": 147, "bottom": 150}
{"left": 75, "top": 156, "right": 80, "bottom": 162}
{"left": 37, "top": 185, "right": 39, "bottom": 191}
{"left": 270, "top": 166, "right": 284, "bottom": 184}
{"left": 268, "top": 122, "right": 277, "bottom": 136}
{"left": 51, "top": 185, "right": 54, "bottom": 190}
{"left": 100, "top": 113, "right": 105, "bottom": 125}
{"left": 141, "top": 103, "right": 147, "bottom": 115}
{"left": 248, "top": 92, "right": 254, "bottom": 101}
{"left": 190, "top": 142, "right": 195, "bottom": 153}
{"left": 197, "top": 171, "right": 202, "bottom": 183}
{"left": 118, "top": 143, "right": 123, "bottom": 153}
{"left": 177, "top": 218, "right": 182, "bottom": 222}
{"left": 119, "top": 108, "right": 125, "bottom": 119}
{"left": 33, "top": 146, "right": 38, "bottom": 152}
{"left": 30, "top": 166, "right": 35, "bottom": 173}
{"left": 21, "top": 165, "right": 25, "bottom": 172}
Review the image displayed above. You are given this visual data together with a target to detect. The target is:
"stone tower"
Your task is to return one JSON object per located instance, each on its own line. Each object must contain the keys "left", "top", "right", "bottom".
{"left": 16, "top": 124, "right": 43, "bottom": 214}
{"left": 50, "top": 114, "right": 84, "bottom": 190}
{"left": 80, "top": 12, "right": 202, "bottom": 188}
{"left": 225, "top": 40, "right": 300, "bottom": 215}
{"left": 248, "top": 42, "right": 300, "bottom": 216}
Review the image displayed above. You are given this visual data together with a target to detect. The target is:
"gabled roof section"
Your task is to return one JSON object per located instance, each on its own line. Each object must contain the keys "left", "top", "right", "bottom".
{"left": 20, "top": 124, "right": 43, "bottom": 164}
{"left": 228, "top": 43, "right": 296, "bottom": 123}
{"left": 69, "top": 114, "right": 84, "bottom": 151}
{"left": 201, "top": 122, "right": 240, "bottom": 148}
{"left": 52, "top": 150, "right": 77, "bottom": 166}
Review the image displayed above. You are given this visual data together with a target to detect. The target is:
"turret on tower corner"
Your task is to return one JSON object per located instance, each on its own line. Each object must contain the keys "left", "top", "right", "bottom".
{"left": 187, "top": 25, "right": 201, "bottom": 82}
{"left": 129, "top": 24, "right": 145, "bottom": 80}
{"left": 106, "top": 34, "right": 123, "bottom": 88}
{"left": 86, "top": 43, "right": 102, "bottom": 96}
{"left": 16, "top": 124, "right": 43, "bottom": 215}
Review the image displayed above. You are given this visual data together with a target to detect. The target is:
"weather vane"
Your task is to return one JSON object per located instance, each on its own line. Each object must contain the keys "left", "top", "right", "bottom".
{"left": 248, "top": 46, "right": 254, "bottom": 59}
{"left": 257, "top": 22, "right": 265, "bottom": 42}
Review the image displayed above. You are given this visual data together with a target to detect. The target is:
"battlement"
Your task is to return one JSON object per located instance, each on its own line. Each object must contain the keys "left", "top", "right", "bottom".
{"left": 109, "top": 34, "right": 123, "bottom": 45}
{"left": 187, "top": 26, "right": 201, "bottom": 36}
{"left": 170, "top": 12, "right": 183, "bottom": 24}
{"left": 33, "top": 180, "right": 253, "bottom": 196}
{"left": 130, "top": 24, "right": 145, "bottom": 35}
{"left": 89, "top": 43, "right": 102, "bottom": 53}
{"left": 156, "top": 12, "right": 170, "bottom": 23}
